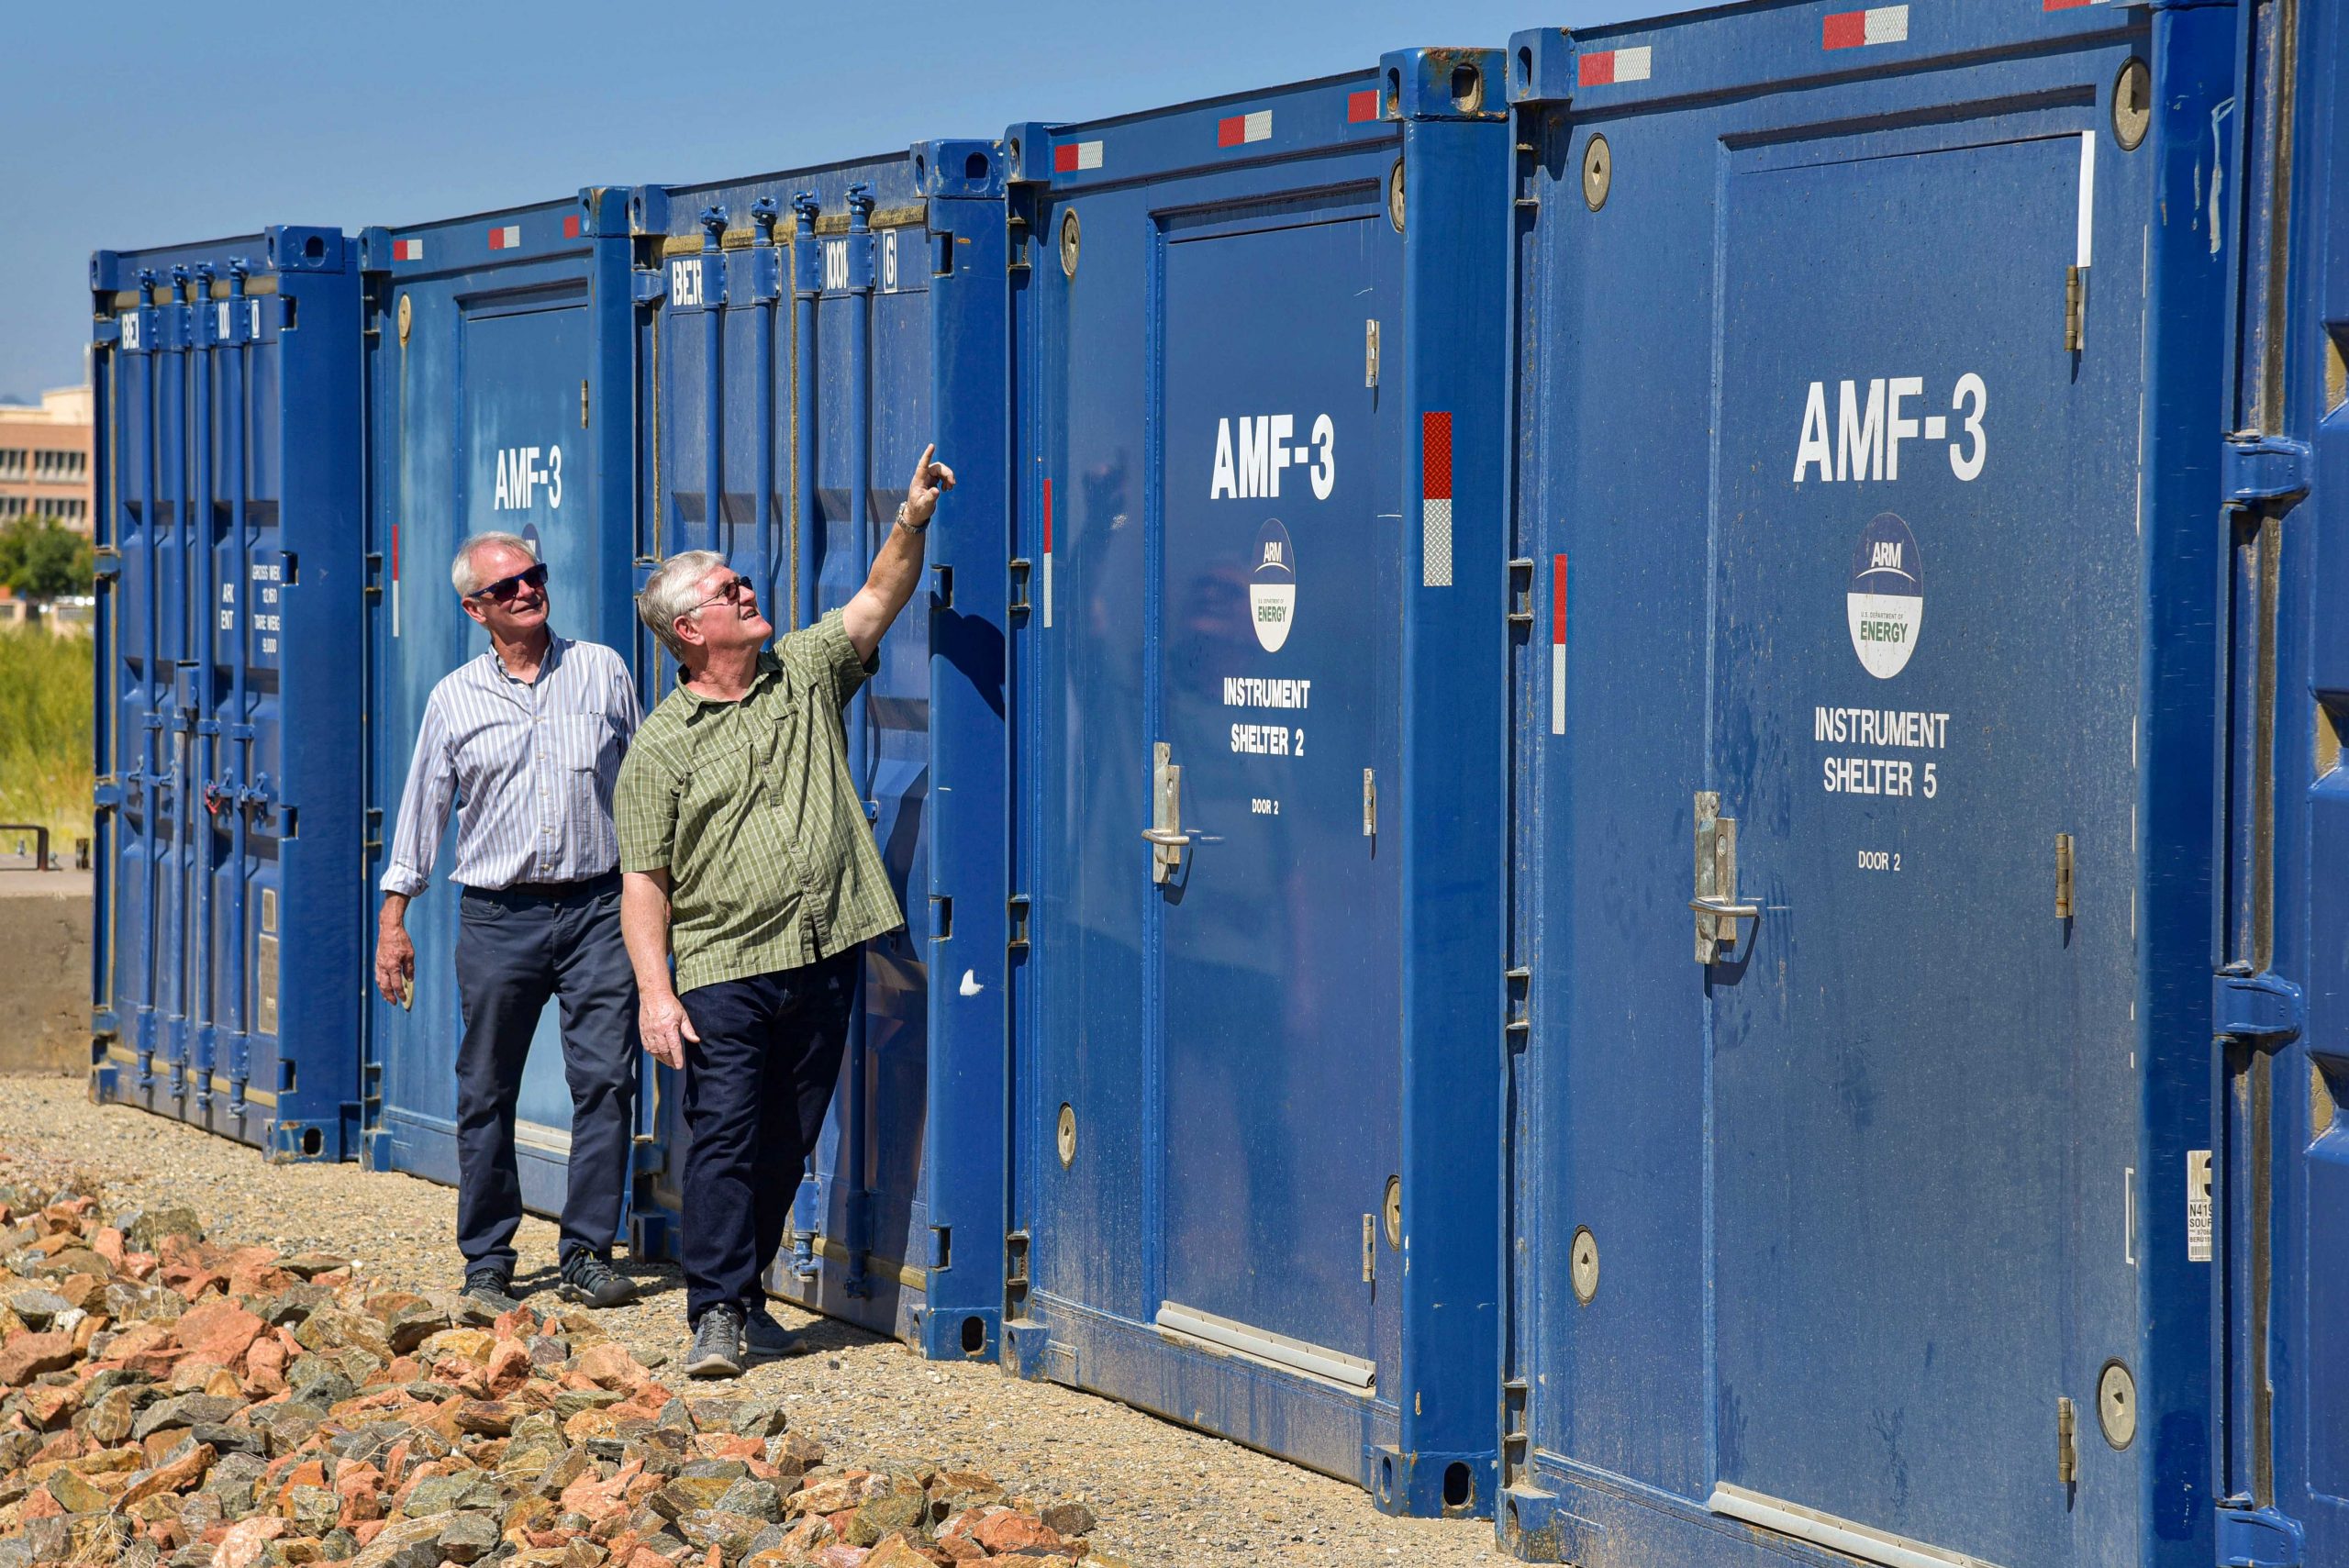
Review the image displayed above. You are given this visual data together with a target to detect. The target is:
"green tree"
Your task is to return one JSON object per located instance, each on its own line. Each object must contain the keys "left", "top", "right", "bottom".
{"left": 0, "top": 516, "right": 95, "bottom": 602}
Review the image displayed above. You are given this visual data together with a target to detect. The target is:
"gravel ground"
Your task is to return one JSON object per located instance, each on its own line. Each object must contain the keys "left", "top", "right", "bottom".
{"left": 0, "top": 1075, "right": 1500, "bottom": 1568}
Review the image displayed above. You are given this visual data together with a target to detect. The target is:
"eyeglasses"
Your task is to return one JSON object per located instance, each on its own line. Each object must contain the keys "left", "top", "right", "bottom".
{"left": 468, "top": 562, "right": 549, "bottom": 603}
{"left": 688, "top": 573, "right": 754, "bottom": 614}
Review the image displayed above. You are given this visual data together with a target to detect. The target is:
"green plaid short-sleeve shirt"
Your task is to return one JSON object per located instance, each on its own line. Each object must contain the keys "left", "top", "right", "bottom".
{"left": 616, "top": 608, "right": 902, "bottom": 994}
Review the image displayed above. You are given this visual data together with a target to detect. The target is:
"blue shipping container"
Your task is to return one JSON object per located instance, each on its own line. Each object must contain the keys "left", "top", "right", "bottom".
{"left": 1000, "top": 51, "right": 1510, "bottom": 1513}
{"left": 623, "top": 142, "right": 1011, "bottom": 1357}
{"left": 88, "top": 229, "right": 368, "bottom": 1160}
{"left": 357, "top": 195, "right": 658, "bottom": 1250}
{"left": 1495, "top": 3, "right": 2334, "bottom": 1565}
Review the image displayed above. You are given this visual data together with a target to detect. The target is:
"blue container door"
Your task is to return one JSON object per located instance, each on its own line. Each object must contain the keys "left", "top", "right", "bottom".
{"left": 1501, "top": 9, "right": 2236, "bottom": 1565}
{"left": 1010, "top": 83, "right": 1427, "bottom": 1480}
{"left": 364, "top": 202, "right": 641, "bottom": 1239}
{"left": 1152, "top": 206, "right": 1401, "bottom": 1378}
{"left": 91, "top": 235, "right": 364, "bottom": 1159}
{"left": 1700, "top": 125, "right": 2130, "bottom": 1567}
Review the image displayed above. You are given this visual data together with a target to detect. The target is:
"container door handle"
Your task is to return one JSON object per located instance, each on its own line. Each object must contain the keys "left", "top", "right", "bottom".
{"left": 1150, "top": 742, "right": 1186, "bottom": 884}
{"left": 1693, "top": 792, "right": 1758, "bottom": 962}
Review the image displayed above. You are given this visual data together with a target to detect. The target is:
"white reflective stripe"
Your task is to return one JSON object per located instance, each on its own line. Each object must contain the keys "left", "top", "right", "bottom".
{"left": 1241, "top": 109, "right": 1273, "bottom": 142}
{"left": 1040, "top": 551, "right": 1052, "bottom": 629}
{"left": 2076, "top": 130, "right": 2097, "bottom": 268}
{"left": 1612, "top": 45, "right": 1653, "bottom": 82}
{"left": 1154, "top": 1302, "right": 1375, "bottom": 1392}
{"left": 1422, "top": 499, "right": 1453, "bottom": 587}
{"left": 1865, "top": 5, "right": 1909, "bottom": 43}
{"left": 1073, "top": 140, "right": 1103, "bottom": 171}
{"left": 1552, "top": 643, "right": 1566, "bottom": 735}
{"left": 1708, "top": 1485, "right": 2004, "bottom": 1568}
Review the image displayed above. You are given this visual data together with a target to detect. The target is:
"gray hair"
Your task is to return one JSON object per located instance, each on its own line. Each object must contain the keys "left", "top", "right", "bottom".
{"left": 451, "top": 531, "right": 538, "bottom": 596}
{"left": 638, "top": 550, "right": 728, "bottom": 662}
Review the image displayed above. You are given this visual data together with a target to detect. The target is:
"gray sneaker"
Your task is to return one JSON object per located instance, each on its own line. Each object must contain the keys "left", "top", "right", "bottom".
{"left": 561, "top": 1252, "right": 640, "bottom": 1309}
{"left": 461, "top": 1267, "right": 521, "bottom": 1317}
{"left": 683, "top": 1304, "right": 745, "bottom": 1380}
{"left": 742, "top": 1301, "right": 797, "bottom": 1360}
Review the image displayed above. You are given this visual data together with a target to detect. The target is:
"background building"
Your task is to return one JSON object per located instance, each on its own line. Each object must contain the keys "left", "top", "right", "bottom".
{"left": 0, "top": 385, "right": 94, "bottom": 533}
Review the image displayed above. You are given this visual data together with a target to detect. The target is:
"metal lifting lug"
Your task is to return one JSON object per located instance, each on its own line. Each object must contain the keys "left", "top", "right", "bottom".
{"left": 2214, "top": 966, "right": 2304, "bottom": 1049}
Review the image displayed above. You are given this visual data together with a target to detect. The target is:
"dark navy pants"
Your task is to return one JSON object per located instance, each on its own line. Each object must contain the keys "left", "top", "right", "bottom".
{"left": 675, "top": 947, "right": 858, "bottom": 1326}
{"left": 452, "top": 872, "right": 639, "bottom": 1274}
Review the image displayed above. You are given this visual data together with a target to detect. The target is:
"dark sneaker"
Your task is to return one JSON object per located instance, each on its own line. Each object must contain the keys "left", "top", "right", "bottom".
{"left": 461, "top": 1268, "right": 521, "bottom": 1316}
{"left": 683, "top": 1305, "right": 745, "bottom": 1380}
{"left": 561, "top": 1253, "right": 640, "bottom": 1308}
{"left": 742, "top": 1301, "right": 798, "bottom": 1360}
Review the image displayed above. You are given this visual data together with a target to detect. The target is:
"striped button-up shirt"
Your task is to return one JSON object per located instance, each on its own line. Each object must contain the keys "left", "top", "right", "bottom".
{"left": 382, "top": 635, "right": 642, "bottom": 896}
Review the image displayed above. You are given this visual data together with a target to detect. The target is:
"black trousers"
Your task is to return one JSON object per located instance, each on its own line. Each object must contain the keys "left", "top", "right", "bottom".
{"left": 451, "top": 873, "right": 639, "bottom": 1274}
{"left": 675, "top": 946, "right": 858, "bottom": 1325}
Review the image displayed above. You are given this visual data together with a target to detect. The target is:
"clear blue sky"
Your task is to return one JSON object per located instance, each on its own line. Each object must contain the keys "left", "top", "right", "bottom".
{"left": 0, "top": 0, "right": 1675, "bottom": 401}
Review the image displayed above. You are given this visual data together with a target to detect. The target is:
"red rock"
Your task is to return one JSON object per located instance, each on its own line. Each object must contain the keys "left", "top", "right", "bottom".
{"left": 274, "top": 1458, "right": 328, "bottom": 1511}
{"left": 122, "top": 1251, "right": 159, "bottom": 1281}
{"left": 117, "top": 1440, "right": 214, "bottom": 1507}
{"left": 173, "top": 1298, "right": 265, "bottom": 1371}
{"left": 242, "top": 1335, "right": 287, "bottom": 1396}
{"left": 0, "top": 1330, "right": 78, "bottom": 1386}
{"left": 351, "top": 1519, "right": 388, "bottom": 1548}
{"left": 93, "top": 1227, "right": 127, "bottom": 1268}
{"left": 20, "top": 1384, "right": 79, "bottom": 1428}
{"left": 559, "top": 1455, "right": 641, "bottom": 1524}
{"left": 485, "top": 1338, "right": 532, "bottom": 1396}
{"left": 16, "top": 1488, "right": 63, "bottom": 1522}
{"left": 212, "top": 1515, "right": 286, "bottom": 1568}
{"left": 493, "top": 1307, "right": 541, "bottom": 1339}
{"left": 971, "top": 1512, "right": 1064, "bottom": 1555}
{"left": 620, "top": 1551, "right": 672, "bottom": 1568}
{"left": 573, "top": 1342, "right": 644, "bottom": 1392}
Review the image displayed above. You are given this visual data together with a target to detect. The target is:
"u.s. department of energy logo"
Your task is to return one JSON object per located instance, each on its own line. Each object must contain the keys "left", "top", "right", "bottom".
{"left": 1847, "top": 512, "right": 1921, "bottom": 680}
{"left": 1250, "top": 519, "right": 1296, "bottom": 652}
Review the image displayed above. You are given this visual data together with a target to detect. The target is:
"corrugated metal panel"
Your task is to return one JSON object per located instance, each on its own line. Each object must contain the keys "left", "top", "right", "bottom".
{"left": 356, "top": 194, "right": 651, "bottom": 1242}
{"left": 1000, "top": 50, "right": 1509, "bottom": 1512}
{"left": 623, "top": 143, "right": 1010, "bottom": 1358}
{"left": 1499, "top": 5, "right": 2238, "bottom": 1565}
{"left": 87, "top": 228, "right": 366, "bottom": 1160}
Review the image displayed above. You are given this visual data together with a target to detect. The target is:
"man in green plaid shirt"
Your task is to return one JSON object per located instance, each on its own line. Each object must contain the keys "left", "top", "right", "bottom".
{"left": 617, "top": 443, "right": 954, "bottom": 1379}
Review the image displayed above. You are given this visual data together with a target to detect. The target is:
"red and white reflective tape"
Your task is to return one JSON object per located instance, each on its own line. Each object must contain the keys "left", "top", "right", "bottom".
{"left": 1551, "top": 554, "right": 1568, "bottom": 735}
{"left": 1421, "top": 412, "right": 1453, "bottom": 588}
{"left": 391, "top": 239, "right": 424, "bottom": 262}
{"left": 2042, "top": 0, "right": 2119, "bottom": 9}
{"left": 1822, "top": 5, "right": 1908, "bottom": 49}
{"left": 1052, "top": 140, "right": 1104, "bottom": 173}
{"left": 562, "top": 214, "right": 583, "bottom": 239}
{"left": 1218, "top": 110, "right": 1273, "bottom": 148}
{"left": 487, "top": 224, "right": 522, "bottom": 250}
{"left": 390, "top": 522, "right": 402, "bottom": 639}
{"left": 1578, "top": 45, "right": 1652, "bottom": 86}
{"left": 1040, "top": 477, "right": 1054, "bottom": 628}
{"left": 1346, "top": 88, "right": 1380, "bottom": 123}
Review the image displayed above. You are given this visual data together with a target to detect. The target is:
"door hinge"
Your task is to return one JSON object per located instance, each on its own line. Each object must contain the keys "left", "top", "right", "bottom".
{"left": 1364, "top": 319, "right": 1380, "bottom": 388}
{"left": 2056, "top": 1396, "right": 2078, "bottom": 1485}
{"left": 1007, "top": 895, "right": 1030, "bottom": 952}
{"left": 1362, "top": 769, "right": 1377, "bottom": 838}
{"left": 2054, "top": 833, "right": 2075, "bottom": 918}
{"left": 2217, "top": 1502, "right": 2305, "bottom": 1568}
{"left": 2214, "top": 965, "right": 2304, "bottom": 1049}
{"left": 2065, "top": 264, "right": 2085, "bottom": 352}
{"left": 580, "top": 379, "right": 590, "bottom": 428}
{"left": 1008, "top": 557, "right": 1031, "bottom": 618}
{"left": 1361, "top": 1215, "right": 1375, "bottom": 1283}
{"left": 1506, "top": 965, "right": 1531, "bottom": 1050}
{"left": 2221, "top": 433, "right": 2312, "bottom": 512}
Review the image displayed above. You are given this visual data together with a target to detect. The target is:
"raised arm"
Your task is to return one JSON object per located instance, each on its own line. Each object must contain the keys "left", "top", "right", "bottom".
{"left": 842, "top": 443, "right": 955, "bottom": 662}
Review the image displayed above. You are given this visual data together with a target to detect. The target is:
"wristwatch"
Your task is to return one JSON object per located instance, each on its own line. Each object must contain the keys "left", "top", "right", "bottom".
{"left": 896, "top": 500, "right": 930, "bottom": 534}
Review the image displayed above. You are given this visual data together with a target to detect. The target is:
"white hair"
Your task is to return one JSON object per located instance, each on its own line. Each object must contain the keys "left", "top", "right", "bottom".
{"left": 451, "top": 531, "right": 538, "bottom": 596}
{"left": 638, "top": 550, "right": 729, "bottom": 662}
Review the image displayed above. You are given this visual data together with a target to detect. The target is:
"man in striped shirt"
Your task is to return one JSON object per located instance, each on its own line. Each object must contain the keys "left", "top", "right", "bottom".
{"left": 375, "top": 532, "right": 644, "bottom": 1315}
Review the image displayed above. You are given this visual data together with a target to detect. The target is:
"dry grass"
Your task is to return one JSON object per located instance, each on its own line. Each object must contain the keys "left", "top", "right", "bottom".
{"left": 0, "top": 626, "right": 93, "bottom": 851}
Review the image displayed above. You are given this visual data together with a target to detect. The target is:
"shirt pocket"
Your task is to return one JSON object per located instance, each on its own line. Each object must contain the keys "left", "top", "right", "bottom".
{"left": 551, "top": 714, "right": 614, "bottom": 773}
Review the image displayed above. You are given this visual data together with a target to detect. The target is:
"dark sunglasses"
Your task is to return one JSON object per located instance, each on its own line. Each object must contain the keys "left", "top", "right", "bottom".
{"left": 469, "top": 562, "right": 549, "bottom": 603}
{"left": 689, "top": 573, "right": 755, "bottom": 613}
